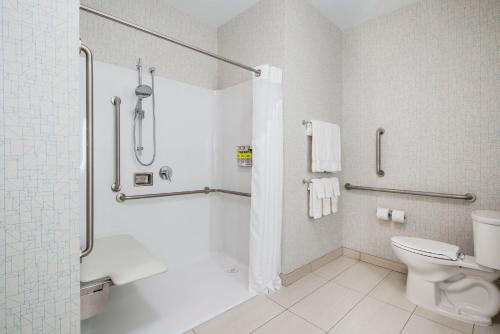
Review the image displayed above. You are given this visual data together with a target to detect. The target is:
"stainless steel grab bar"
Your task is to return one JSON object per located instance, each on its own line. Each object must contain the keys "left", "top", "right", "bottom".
{"left": 376, "top": 128, "right": 385, "bottom": 177}
{"left": 111, "top": 97, "right": 121, "bottom": 192}
{"left": 80, "top": 42, "right": 95, "bottom": 259}
{"left": 116, "top": 187, "right": 251, "bottom": 202}
{"left": 344, "top": 183, "right": 476, "bottom": 202}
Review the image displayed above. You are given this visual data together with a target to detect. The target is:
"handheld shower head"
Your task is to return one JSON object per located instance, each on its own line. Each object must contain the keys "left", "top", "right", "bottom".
{"left": 135, "top": 84, "right": 153, "bottom": 100}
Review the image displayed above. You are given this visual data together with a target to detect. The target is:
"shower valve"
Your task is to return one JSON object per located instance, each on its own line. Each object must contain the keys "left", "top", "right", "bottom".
{"left": 159, "top": 166, "right": 173, "bottom": 182}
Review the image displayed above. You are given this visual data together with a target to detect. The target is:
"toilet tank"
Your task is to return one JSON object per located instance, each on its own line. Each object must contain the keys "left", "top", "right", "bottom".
{"left": 472, "top": 210, "right": 500, "bottom": 270}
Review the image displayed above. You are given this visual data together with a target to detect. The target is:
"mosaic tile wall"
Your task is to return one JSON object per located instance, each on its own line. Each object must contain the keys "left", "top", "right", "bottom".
{"left": 342, "top": 0, "right": 500, "bottom": 261}
{"left": 1, "top": 0, "right": 81, "bottom": 332}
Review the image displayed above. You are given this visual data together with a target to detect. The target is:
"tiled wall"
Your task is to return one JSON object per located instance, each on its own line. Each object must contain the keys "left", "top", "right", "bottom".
{"left": 342, "top": 0, "right": 500, "bottom": 260}
{"left": 80, "top": 0, "right": 218, "bottom": 89}
{"left": 218, "top": 0, "right": 343, "bottom": 274}
{"left": 1, "top": 0, "right": 81, "bottom": 333}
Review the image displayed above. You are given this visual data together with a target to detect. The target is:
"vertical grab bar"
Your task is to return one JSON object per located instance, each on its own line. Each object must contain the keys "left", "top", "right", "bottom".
{"left": 80, "top": 42, "right": 94, "bottom": 259}
{"left": 111, "top": 97, "right": 121, "bottom": 192}
{"left": 376, "top": 128, "right": 385, "bottom": 177}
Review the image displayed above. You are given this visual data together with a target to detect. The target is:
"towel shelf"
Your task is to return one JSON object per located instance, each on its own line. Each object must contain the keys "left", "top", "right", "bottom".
{"left": 344, "top": 183, "right": 476, "bottom": 202}
{"left": 116, "top": 187, "right": 251, "bottom": 202}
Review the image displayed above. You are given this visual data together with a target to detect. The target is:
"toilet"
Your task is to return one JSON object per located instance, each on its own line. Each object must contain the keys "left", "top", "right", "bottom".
{"left": 392, "top": 210, "right": 500, "bottom": 326}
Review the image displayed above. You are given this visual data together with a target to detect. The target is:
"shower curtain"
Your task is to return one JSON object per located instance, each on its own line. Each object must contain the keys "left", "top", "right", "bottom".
{"left": 249, "top": 65, "right": 284, "bottom": 294}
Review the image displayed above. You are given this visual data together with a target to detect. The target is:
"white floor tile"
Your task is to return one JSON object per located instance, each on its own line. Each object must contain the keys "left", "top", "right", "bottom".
{"left": 415, "top": 307, "right": 473, "bottom": 334}
{"left": 368, "top": 271, "right": 416, "bottom": 312}
{"left": 252, "top": 311, "right": 325, "bottom": 334}
{"left": 402, "top": 315, "right": 464, "bottom": 334}
{"left": 269, "top": 273, "right": 327, "bottom": 308}
{"left": 289, "top": 282, "right": 364, "bottom": 331}
{"left": 333, "top": 262, "right": 390, "bottom": 294}
{"left": 329, "top": 296, "right": 411, "bottom": 334}
{"left": 313, "top": 256, "right": 358, "bottom": 280}
{"left": 194, "top": 296, "right": 285, "bottom": 334}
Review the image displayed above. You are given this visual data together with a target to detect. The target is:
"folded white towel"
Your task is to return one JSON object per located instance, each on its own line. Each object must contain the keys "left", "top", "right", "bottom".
{"left": 311, "top": 120, "right": 341, "bottom": 172}
{"left": 309, "top": 179, "right": 324, "bottom": 219}
{"left": 321, "top": 178, "right": 333, "bottom": 216}
{"left": 331, "top": 177, "right": 340, "bottom": 213}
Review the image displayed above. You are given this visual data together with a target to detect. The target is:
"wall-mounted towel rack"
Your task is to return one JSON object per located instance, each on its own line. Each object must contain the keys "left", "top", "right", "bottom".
{"left": 344, "top": 183, "right": 476, "bottom": 202}
{"left": 116, "top": 187, "right": 251, "bottom": 202}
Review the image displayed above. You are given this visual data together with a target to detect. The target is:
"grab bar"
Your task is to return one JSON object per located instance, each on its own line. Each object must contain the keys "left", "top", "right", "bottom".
{"left": 116, "top": 187, "right": 251, "bottom": 202}
{"left": 344, "top": 183, "right": 476, "bottom": 202}
{"left": 111, "top": 97, "right": 121, "bottom": 192}
{"left": 376, "top": 128, "right": 384, "bottom": 176}
{"left": 80, "top": 42, "right": 95, "bottom": 259}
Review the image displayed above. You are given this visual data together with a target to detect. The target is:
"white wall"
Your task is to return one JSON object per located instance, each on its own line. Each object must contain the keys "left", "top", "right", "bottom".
{"left": 1, "top": 0, "right": 81, "bottom": 332}
{"left": 341, "top": 0, "right": 500, "bottom": 260}
{"left": 211, "top": 80, "right": 253, "bottom": 265}
{"left": 83, "top": 61, "right": 217, "bottom": 267}
{"left": 80, "top": 0, "right": 218, "bottom": 89}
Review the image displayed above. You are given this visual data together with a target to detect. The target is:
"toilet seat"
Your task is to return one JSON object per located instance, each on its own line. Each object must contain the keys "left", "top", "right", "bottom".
{"left": 391, "top": 236, "right": 460, "bottom": 261}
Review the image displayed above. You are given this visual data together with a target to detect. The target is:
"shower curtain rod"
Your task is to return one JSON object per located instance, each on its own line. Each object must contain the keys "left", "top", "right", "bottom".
{"left": 79, "top": 5, "right": 261, "bottom": 76}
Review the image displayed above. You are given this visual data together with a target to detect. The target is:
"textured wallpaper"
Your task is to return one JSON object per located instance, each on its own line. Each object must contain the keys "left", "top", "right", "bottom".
{"left": 217, "top": 0, "right": 285, "bottom": 89}
{"left": 281, "top": 0, "right": 343, "bottom": 274}
{"left": 80, "top": 0, "right": 218, "bottom": 89}
{"left": 1, "top": 0, "right": 81, "bottom": 333}
{"left": 218, "top": 0, "right": 343, "bottom": 274}
{"left": 342, "top": 0, "right": 500, "bottom": 261}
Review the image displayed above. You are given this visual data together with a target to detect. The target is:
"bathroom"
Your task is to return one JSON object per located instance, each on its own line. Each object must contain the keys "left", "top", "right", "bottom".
{"left": 1, "top": 0, "right": 499, "bottom": 333}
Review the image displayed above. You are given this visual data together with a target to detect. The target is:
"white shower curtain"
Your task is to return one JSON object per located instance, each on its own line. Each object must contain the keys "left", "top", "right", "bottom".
{"left": 249, "top": 65, "right": 284, "bottom": 294}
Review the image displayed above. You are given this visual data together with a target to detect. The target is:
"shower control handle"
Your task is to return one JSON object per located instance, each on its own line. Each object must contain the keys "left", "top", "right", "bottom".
{"left": 159, "top": 166, "right": 173, "bottom": 182}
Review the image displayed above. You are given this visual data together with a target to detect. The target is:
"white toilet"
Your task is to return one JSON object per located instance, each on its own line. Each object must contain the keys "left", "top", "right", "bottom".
{"left": 392, "top": 210, "right": 500, "bottom": 325}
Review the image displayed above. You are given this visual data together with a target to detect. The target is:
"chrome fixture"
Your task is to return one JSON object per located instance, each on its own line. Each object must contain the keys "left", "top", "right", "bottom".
{"left": 133, "top": 59, "right": 157, "bottom": 166}
{"left": 376, "top": 128, "right": 385, "bottom": 176}
{"left": 344, "top": 183, "right": 476, "bottom": 202}
{"left": 80, "top": 42, "right": 95, "bottom": 259}
{"left": 111, "top": 96, "right": 121, "bottom": 192}
{"left": 79, "top": 5, "right": 261, "bottom": 77}
{"left": 159, "top": 166, "right": 173, "bottom": 182}
{"left": 116, "top": 187, "right": 251, "bottom": 202}
{"left": 134, "top": 172, "right": 153, "bottom": 186}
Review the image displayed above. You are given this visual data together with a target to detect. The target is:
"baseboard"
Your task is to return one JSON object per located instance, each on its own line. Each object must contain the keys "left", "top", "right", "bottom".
{"left": 280, "top": 247, "right": 407, "bottom": 286}
{"left": 280, "top": 247, "right": 342, "bottom": 286}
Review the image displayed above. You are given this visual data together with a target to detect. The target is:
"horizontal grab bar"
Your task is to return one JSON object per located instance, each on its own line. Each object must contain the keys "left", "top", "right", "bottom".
{"left": 116, "top": 187, "right": 251, "bottom": 202}
{"left": 344, "top": 183, "right": 476, "bottom": 202}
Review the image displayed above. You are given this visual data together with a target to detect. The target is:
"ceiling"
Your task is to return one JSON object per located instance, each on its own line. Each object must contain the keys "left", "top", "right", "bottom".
{"left": 164, "top": 0, "right": 420, "bottom": 29}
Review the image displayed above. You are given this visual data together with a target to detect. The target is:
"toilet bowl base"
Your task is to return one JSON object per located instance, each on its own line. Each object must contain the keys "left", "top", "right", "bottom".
{"left": 406, "top": 272, "right": 498, "bottom": 325}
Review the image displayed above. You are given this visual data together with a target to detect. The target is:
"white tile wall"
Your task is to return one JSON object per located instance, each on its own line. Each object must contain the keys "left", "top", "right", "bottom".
{"left": 341, "top": 0, "right": 500, "bottom": 260}
{"left": 1, "top": 0, "right": 81, "bottom": 333}
{"left": 80, "top": 0, "right": 218, "bottom": 89}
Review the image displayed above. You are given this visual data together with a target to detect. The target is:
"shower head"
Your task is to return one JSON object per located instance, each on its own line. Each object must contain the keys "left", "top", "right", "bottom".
{"left": 135, "top": 84, "right": 153, "bottom": 99}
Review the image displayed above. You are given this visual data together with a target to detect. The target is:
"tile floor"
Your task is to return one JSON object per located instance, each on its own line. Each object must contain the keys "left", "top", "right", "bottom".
{"left": 187, "top": 256, "right": 500, "bottom": 334}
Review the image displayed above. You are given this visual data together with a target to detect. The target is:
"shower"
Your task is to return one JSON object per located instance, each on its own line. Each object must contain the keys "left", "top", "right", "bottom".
{"left": 133, "top": 58, "right": 157, "bottom": 166}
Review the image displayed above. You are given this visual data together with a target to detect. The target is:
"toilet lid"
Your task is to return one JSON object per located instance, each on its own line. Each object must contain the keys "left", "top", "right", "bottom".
{"left": 392, "top": 236, "right": 460, "bottom": 261}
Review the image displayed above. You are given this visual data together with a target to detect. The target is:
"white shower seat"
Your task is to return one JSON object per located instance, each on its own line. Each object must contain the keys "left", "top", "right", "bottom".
{"left": 81, "top": 234, "right": 167, "bottom": 286}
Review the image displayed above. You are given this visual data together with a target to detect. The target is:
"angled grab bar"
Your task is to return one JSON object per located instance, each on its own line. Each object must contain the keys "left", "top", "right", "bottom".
{"left": 111, "top": 97, "right": 121, "bottom": 192}
{"left": 376, "top": 128, "right": 385, "bottom": 176}
{"left": 80, "top": 42, "right": 95, "bottom": 259}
